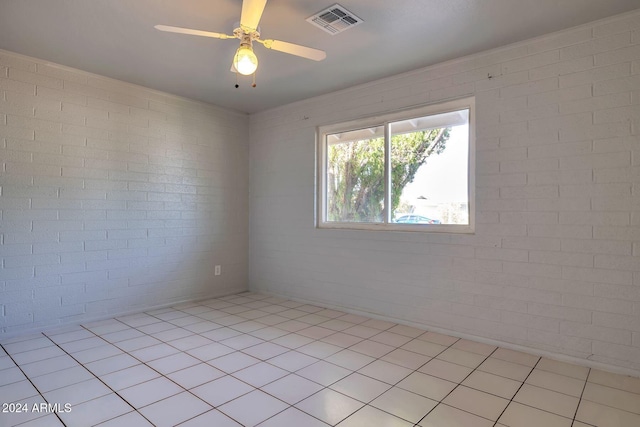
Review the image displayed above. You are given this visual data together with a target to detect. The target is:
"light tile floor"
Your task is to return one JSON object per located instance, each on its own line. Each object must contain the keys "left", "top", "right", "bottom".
{"left": 1, "top": 292, "right": 639, "bottom": 426}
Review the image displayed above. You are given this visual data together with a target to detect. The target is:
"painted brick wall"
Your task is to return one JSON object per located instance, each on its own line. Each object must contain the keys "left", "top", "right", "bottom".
{"left": 0, "top": 51, "right": 249, "bottom": 337}
{"left": 249, "top": 10, "right": 640, "bottom": 373}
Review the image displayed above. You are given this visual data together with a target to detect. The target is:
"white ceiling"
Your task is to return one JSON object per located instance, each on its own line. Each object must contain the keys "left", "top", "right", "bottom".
{"left": 1, "top": 0, "right": 639, "bottom": 113}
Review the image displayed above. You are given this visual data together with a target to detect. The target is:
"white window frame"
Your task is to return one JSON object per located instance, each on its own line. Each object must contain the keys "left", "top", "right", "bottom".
{"left": 316, "top": 97, "right": 475, "bottom": 233}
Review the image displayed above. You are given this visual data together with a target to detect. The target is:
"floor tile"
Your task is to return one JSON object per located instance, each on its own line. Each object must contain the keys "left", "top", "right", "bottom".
{"left": 220, "top": 334, "right": 265, "bottom": 350}
{"left": 101, "top": 328, "right": 146, "bottom": 343}
{"left": 371, "top": 331, "right": 413, "bottom": 347}
{"left": 297, "top": 360, "right": 352, "bottom": 386}
{"left": 297, "top": 326, "right": 335, "bottom": 339}
{"left": 381, "top": 348, "right": 431, "bottom": 370}
{"left": 58, "top": 393, "right": 133, "bottom": 427}
{"left": 330, "top": 373, "right": 391, "bottom": 403}
{"left": 242, "top": 342, "right": 289, "bottom": 360}
{"left": 575, "top": 399, "right": 640, "bottom": 426}
{"left": 343, "top": 325, "right": 380, "bottom": 339}
{"left": 417, "top": 331, "right": 459, "bottom": 346}
{"left": 297, "top": 341, "right": 343, "bottom": 359}
{"left": 147, "top": 352, "right": 200, "bottom": 375}
{"left": 419, "top": 404, "right": 494, "bottom": 427}
{"left": 168, "top": 334, "right": 213, "bottom": 351}
{"left": 119, "top": 376, "right": 184, "bottom": 408}
{"left": 84, "top": 353, "right": 140, "bottom": 376}
{"left": 0, "top": 395, "right": 48, "bottom": 426}
{"left": 462, "top": 370, "right": 522, "bottom": 399}
{"left": 179, "top": 409, "right": 243, "bottom": 426}
{"left": 276, "top": 320, "right": 310, "bottom": 332}
{"left": 138, "top": 391, "right": 211, "bottom": 427}
{"left": 370, "top": 386, "right": 437, "bottom": 423}
{"left": 151, "top": 328, "right": 193, "bottom": 342}
{"left": 21, "top": 354, "right": 78, "bottom": 378}
{"left": 30, "top": 365, "right": 94, "bottom": 393}
{"left": 267, "top": 350, "right": 318, "bottom": 372}
{"left": 478, "top": 357, "right": 532, "bottom": 381}
{"left": 3, "top": 292, "right": 639, "bottom": 427}
{"left": 513, "top": 383, "right": 579, "bottom": 418}
{"left": 59, "top": 336, "right": 105, "bottom": 353}
{"left": 358, "top": 359, "right": 413, "bottom": 385}
{"left": 436, "top": 347, "right": 486, "bottom": 369}
{"left": 249, "top": 326, "right": 290, "bottom": 340}
{"left": 208, "top": 351, "right": 261, "bottom": 373}
{"left": 130, "top": 343, "right": 179, "bottom": 362}
{"left": 295, "top": 388, "right": 364, "bottom": 425}
{"left": 3, "top": 336, "right": 53, "bottom": 354}
{"left": 320, "top": 319, "right": 356, "bottom": 332}
{"left": 326, "top": 349, "right": 375, "bottom": 371}
{"left": 72, "top": 344, "right": 123, "bottom": 364}
{"left": 271, "top": 333, "right": 315, "bottom": 349}
{"left": 419, "top": 358, "right": 473, "bottom": 383}
{"left": 233, "top": 362, "right": 288, "bottom": 387}
{"left": 498, "top": 401, "right": 572, "bottom": 427}
{"left": 255, "top": 314, "right": 289, "bottom": 326}
{"left": 401, "top": 339, "right": 447, "bottom": 357}
{"left": 167, "top": 363, "right": 225, "bottom": 389}
{"left": 256, "top": 407, "right": 329, "bottom": 427}
{"left": 588, "top": 368, "right": 640, "bottom": 394}
{"left": 396, "top": 372, "right": 457, "bottom": 401}
{"left": 525, "top": 368, "right": 586, "bottom": 397}
{"left": 191, "top": 375, "right": 254, "bottom": 406}
{"left": 536, "top": 357, "right": 590, "bottom": 381}
{"left": 261, "top": 374, "right": 324, "bottom": 404}
{"left": 46, "top": 329, "right": 95, "bottom": 344}
{"left": 0, "top": 379, "right": 40, "bottom": 402}
{"left": 186, "top": 342, "right": 235, "bottom": 361}
{"left": 95, "top": 411, "right": 154, "bottom": 426}
{"left": 582, "top": 381, "right": 640, "bottom": 414}
{"left": 360, "top": 318, "right": 396, "bottom": 330}
{"left": 219, "top": 390, "right": 288, "bottom": 427}
{"left": 11, "top": 346, "right": 66, "bottom": 365}
{"left": 338, "top": 405, "right": 413, "bottom": 426}
{"left": 491, "top": 347, "right": 540, "bottom": 367}
{"left": 200, "top": 327, "right": 243, "bottom": 342}
{"left": 348, "top": 339, "right": 394, "bottom": 357}
{"left": 83, "top": 320, "right": 129, "bottom": 336}
{"left": 443, "top": 385, "right": 509, "bottom": 420}
{"left": 100, "top": 364, "right": 160, "bottom": 390}
{"left": 116, "top": 335, "right": 161, "bottom": 352}
{"left": 18, "top": 414, "right": 66, "bottom": 427}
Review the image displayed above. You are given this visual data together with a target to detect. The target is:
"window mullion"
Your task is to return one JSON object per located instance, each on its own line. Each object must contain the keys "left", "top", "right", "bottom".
{"left": 384, "top": 122, "right": 391, "bottom": 224}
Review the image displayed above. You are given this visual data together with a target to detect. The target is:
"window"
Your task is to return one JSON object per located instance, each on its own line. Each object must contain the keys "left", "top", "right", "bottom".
{"left": 317, "top": 97, "right": 474, "bottom": 232}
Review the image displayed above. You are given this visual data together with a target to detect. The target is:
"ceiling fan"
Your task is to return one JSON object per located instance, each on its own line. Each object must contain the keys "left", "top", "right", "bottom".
{"left": 155, "top": 0, "right": 326, "bottom": 79}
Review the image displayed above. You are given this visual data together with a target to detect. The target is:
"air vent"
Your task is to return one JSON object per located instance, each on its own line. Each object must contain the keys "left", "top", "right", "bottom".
{"left": 307, "top": 4, "right": 363, "bottom": 35}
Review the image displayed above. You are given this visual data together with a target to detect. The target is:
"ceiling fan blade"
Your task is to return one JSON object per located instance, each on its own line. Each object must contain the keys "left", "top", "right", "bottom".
{"left": 260, "top": 39, "right": 326, "bottom": 61}
{"left": 240, "top": 0, "right": 267, "bottom": 31}
{"left": 154, "top": 25, "right": 232, "bottom": 39}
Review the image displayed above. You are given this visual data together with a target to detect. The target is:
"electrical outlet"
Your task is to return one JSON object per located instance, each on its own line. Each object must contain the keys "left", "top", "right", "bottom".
{"left": 215, "top": 265, "right": 221, "bottom": 276}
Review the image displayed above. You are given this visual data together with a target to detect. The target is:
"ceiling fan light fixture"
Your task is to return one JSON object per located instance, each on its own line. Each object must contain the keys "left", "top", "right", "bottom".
{"left": 234, "top": 45, "right": 258, "bottom": 75}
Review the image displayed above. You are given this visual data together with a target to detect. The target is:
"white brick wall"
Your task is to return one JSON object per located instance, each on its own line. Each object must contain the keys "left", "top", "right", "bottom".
{"left": 249, "top": 10, "right": 640, "bottom": 374}
{"left": 0, "top": 51, "right": 249, "bottom": 336}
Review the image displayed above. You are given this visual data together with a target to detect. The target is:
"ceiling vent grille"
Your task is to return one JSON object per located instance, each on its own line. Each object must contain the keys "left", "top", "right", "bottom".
{"left": 307, "top": 4, "right": 363, "bottom": 35}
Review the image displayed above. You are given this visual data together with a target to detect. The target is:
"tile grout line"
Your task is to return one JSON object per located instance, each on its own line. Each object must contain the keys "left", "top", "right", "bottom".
{"left": 570, "top": 367, "right": 592, "bottom": 427}
{"left": 40, "top": 328, "right": 155, "bottom": 427}
{"left": 490, "top": 356, "right": 541, "bottom": 427}
{"left": 413, "top": 345, "right": 498, "bottom": 427}
{"left": 0, "top": 335, "right": 68, "bottom": 427}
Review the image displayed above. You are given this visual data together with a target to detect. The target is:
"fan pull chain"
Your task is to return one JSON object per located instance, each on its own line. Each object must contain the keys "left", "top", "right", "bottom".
{"left": 252, "top": 72, "right": 256, "bottom": 88}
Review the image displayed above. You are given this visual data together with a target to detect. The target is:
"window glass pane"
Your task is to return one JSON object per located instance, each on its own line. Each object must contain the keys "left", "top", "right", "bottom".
{"left": 326, "top": 126, "right": 385, "bottom": 223}
{"left": 390, "top": 109, "right": 469, "bottom": 225}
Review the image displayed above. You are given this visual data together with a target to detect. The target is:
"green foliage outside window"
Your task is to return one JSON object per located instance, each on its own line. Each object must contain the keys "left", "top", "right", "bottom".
{"left": 327, "top": 127, "right": 450, "bottom": 222}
